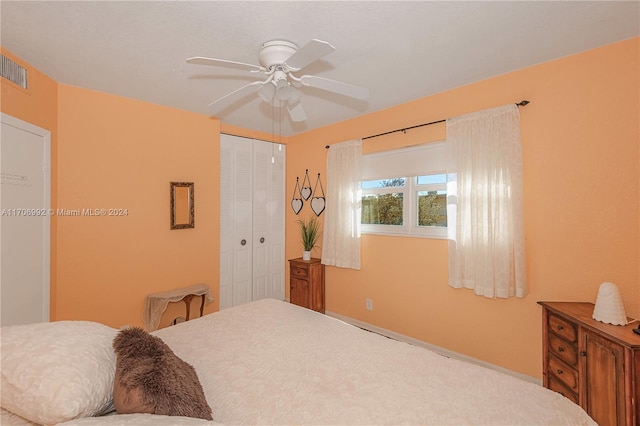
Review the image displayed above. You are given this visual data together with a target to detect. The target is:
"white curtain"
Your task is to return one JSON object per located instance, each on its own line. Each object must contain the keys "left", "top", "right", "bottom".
{"left": 321, "top": 139, "right": 362, "bottom": 270}
{"left": 446, "top": 104, "right": 527, "bottom": 298}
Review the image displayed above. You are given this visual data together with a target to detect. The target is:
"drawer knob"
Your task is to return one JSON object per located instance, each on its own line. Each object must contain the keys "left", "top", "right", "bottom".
{"left": 580, "top": 351, "right": 587, "bottom": 357}
{"left": 556, "top": 369, "right": 563, "bottom": 375}
{"left": 557, "top": 347, "right": 565, "bottom": 353}
{"left": 557, "top": 325, "right": 564, "bottom": 331}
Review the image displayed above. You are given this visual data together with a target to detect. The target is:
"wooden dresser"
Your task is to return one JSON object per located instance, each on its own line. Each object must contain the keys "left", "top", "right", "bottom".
{"left": 289, "top": 258, "right": 325, "bottom": 313}
{"left": 538, "top": 301, "right": 640, "bottom": 426}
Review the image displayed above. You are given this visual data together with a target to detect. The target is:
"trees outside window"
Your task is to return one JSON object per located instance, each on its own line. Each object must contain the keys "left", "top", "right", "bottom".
{"left": 361, "top": 174, "right": 447, "bottom": 238}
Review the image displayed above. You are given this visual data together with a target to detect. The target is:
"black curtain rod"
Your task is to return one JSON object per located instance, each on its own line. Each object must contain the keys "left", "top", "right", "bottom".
{"left": 325, "top": 100, "right": 530, "bottom": 149}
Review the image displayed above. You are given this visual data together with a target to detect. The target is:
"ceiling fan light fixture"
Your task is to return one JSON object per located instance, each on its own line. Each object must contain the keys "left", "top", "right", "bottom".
{"left": 275, "top": 78, "right": 292, "bottom": 101}
{"left": 288, "top": 88, "right": 300, "bottom": 104}
{"left": 258, "top": 82, "right": 275, "bottom": 103}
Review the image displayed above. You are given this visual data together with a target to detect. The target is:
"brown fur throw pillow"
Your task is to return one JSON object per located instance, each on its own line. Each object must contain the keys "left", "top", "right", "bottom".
{"left": 112, "top": 327, "right": 212, "bottom": 420}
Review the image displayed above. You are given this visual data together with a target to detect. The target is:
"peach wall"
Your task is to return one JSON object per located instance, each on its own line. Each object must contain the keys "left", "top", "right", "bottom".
{"left": 56, "top": 85, "right": 220, "bottom": 329}
{"left": 286, "top": 37, "right": 639, "bottom": 378}
{"left": 1, "top": 48, "right": 59, "bottom": 320}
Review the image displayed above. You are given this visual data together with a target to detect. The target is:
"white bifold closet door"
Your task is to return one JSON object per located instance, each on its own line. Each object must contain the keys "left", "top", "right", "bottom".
{"left": 0, "top": 113, "right": 50, "bottom": 326}
{"left": 220, "top": 134, "right": 285, "bottom": 310}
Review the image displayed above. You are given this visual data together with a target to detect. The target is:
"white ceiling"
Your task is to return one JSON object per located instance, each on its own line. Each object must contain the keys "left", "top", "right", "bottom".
{"left": 1, "top": 1, "right": 638, "bottom": 137}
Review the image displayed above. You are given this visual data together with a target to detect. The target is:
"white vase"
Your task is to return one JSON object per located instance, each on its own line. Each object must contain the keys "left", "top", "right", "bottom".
{"left": 302, "top": 250, "right": 311, "bottom": 261}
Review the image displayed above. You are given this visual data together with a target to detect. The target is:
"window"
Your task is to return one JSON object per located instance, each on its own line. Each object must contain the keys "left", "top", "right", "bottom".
{"left": 360, "top": 142, "right": 447, "bottom": 238}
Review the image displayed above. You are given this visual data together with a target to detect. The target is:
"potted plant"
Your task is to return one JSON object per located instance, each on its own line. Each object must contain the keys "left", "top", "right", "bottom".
{"left": 296, "top": 216, "right": 320, "bottom": 260}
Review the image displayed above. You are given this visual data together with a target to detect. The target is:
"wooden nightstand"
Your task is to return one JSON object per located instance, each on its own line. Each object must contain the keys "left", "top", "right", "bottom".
{"left": 538, "top": 301, "right": 640, "bottom": 426}
{"left": 289, "top": 258, "right": 325, "bottom": 313}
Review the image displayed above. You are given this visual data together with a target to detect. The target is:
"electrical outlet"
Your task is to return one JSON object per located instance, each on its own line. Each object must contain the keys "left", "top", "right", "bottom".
{"left": 366, "top": 298, "right": 373, "bottom": 311}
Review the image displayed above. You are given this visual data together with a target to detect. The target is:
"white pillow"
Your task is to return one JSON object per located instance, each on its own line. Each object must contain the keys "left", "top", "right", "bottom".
{"left": 0, "top": 321, "right": 117, "bottom": 425}
{"left": 0, "top": 407, "right": 40, "bottom": 426}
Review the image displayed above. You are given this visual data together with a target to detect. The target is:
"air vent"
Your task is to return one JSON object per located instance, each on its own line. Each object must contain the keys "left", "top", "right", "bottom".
{"left": 1, "top": 54, "right": 28, "bottom": 89}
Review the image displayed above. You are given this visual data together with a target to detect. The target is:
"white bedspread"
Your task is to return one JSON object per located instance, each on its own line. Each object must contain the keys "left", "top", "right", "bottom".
{"left": 153, "top": 298, "right": 596, "bottom": 425}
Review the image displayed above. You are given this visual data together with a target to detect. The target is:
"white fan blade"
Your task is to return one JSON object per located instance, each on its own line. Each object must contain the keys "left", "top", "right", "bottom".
{"left": 208, "top": 81, "right": 263, "bottom": 109}
{"left": 187, "top": 57, "right": 265, "bottom": 73}
{"left": 299, "top": 75, "right": 369, "bottom": 100}
{"left": 287, "top": 100, "right": 307, "bottom": 122}
{"left": 284, "top": 39, "right": 335, "bottom": 71}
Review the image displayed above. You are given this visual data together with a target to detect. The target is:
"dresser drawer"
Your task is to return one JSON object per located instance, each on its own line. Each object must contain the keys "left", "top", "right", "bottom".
{"left": 549, "top": 334, "right": 578, "bottom": 366}
{"left": 548, "top": 375, "right": 579, "bottom": 405}
{"left": 290, "top": 265, "right": 309, "bottom": 279}
{"left": 548, "top": 355, "right": 578, "bottom": 392}
{"left": 548, "top": 314, "right": 577, "bottom": 343}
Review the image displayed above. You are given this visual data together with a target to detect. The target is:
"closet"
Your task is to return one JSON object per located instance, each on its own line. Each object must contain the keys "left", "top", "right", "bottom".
{"left": 219, "top": 134, "right": 286, "bottom": 309}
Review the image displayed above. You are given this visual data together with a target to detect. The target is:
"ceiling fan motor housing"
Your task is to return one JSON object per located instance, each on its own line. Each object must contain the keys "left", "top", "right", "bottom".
{"left": 259, "top": 40, "right": 298, "bottom": 70}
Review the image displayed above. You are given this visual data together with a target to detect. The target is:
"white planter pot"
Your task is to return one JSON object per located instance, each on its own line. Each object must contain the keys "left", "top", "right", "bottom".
{"left": 302, "top": 250, "right": 311, "bottom": 261}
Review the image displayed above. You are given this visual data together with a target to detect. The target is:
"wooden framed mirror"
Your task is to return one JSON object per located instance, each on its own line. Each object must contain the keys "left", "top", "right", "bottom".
{"left": 170, "top": 182, "right": 194, "bottom": 229}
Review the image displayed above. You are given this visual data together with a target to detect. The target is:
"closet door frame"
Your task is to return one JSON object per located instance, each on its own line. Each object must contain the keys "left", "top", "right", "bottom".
{"left": 219, "top": 134, "right": 285, "bottom": 309}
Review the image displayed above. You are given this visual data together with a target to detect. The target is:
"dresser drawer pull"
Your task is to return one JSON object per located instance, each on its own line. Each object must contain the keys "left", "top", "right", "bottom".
{"left": 580, "top": 351, "right": 586, "bottom": 357}
{"left": 557, "top": 325, "right": 564, "bottom": 330}
{"left": 556, "top": 369, "right": 563, "bottom": 375}
{"left": 557, "top": 347, "right": 565, "bottom": 353}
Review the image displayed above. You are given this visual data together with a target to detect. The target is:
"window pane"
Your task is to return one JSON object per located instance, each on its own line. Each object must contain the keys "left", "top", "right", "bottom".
{"left": 417, "top": 174, "right": 446, "bottom": 185}
{"left": 361, "top": 178, "right": 406, "bottom": 189}
{"left": 417, "top": 190, "right": 447, "bottom": 227}
{"left": 362, "top": 193, "right": 404, "bottom": 225}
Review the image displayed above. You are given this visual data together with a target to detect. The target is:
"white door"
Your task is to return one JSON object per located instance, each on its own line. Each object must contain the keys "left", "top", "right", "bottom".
{"left": 0, "top": 113, "right": 50, "bottom": 326}
{"left": 254, "top": 140, "right": 285, "bottom": 302}
{"left": 220, "top": 134, "right": 253, "bottom": 308}
{"left": 251, "top": 140, "right": 270, "bottom": 301}
{"left": 219, "top": 134, "right": 285, "bottom": 309}
{"left": 231, "top": 136, "right": 253, "bottom": 306}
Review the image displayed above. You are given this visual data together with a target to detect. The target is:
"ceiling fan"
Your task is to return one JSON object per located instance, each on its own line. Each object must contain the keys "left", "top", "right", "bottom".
{"left": 187, "top": 39, "right": 369, "bottom": 122}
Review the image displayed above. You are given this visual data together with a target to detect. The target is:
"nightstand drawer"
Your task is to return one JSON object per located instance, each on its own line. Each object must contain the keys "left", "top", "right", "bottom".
{"left": 548, "top": 375, "right": 579, "bottom": 405}
{"left": 548, "top": 314, "right": 577, "bottom": 343}
{"left": 548, "top": 355, "right": 578, "bottom": 391}
{"left": 291, "top": 265, "right": 309, "bottom": 279}
{"left": 549, "top": 334, "right": 578, "bottom": 366}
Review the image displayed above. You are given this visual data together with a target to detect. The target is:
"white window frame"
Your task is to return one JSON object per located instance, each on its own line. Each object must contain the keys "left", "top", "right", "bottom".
{"left": 361, "top": 142, "right": 447, "bottom": 239}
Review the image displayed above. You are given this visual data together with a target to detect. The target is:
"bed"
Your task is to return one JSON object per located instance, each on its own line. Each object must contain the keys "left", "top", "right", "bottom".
{"left": 1, "top": 298, "right": 596, "bottom": 425}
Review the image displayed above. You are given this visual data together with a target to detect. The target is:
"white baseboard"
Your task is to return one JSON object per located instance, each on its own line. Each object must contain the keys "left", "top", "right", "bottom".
{"left": 325, "top": 310, "right": 541, "bottom": 385}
